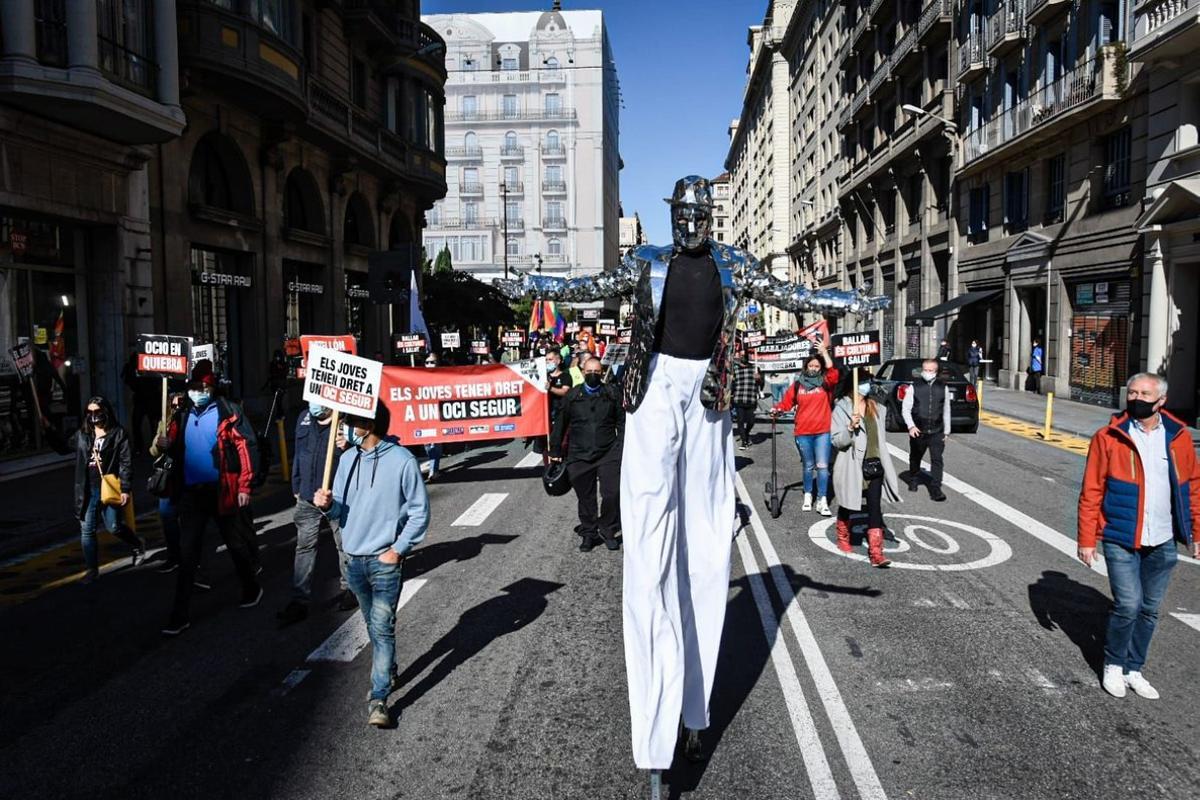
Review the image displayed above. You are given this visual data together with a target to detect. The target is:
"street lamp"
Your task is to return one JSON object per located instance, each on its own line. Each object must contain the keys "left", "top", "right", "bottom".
{"left": 901, "top": 103, "right": 957, "bottom": 133}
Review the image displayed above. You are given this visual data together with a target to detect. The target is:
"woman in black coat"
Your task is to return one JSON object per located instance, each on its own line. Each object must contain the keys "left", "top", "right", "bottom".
{"left": 74, "top": 396, "right": 144, "bottom": 583}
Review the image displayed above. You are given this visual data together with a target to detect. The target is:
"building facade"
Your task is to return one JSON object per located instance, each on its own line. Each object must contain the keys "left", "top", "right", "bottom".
{"left": 1130, "top": 0, "right": 1200, "bottom": 421}
{"left": 618, "top": 211, "right": 645, "bottom": 257}
{"left": 154, "top": 0, "right": 447, "bottom": 408}
{"left": 0, "top": 0, "right": 186, "bottom": 467}
{"left": 421, "top": 5, "right": 620, "bottom": 286}
{"left": 711, "top": 172, "right": 732, "bottom": 243}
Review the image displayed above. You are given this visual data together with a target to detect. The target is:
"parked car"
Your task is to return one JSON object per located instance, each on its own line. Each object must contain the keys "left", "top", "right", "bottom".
{"left": 870, "top": 359, "right": 979, "bottom": 434}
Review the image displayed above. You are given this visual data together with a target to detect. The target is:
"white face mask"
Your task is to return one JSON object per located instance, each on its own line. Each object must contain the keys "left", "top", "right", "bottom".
{"left": 857, "top": 382, "right": 872, "bottom": 397}
{"left": 921, "top": 370, "right": 937, "bottom": 382}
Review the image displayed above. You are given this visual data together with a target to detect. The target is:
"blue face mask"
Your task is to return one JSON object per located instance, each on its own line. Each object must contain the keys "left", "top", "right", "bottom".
{"left": 344, "top": 424, "right": 364, "bottom": 446}
{"left": 309, "top": 403, "right": 329, "bottom": 420}
{"left": 188, "top": 390, "right": 211, "bottom": 408}
{"left": 858, "top": 382, "right": 872, "bottom": 397}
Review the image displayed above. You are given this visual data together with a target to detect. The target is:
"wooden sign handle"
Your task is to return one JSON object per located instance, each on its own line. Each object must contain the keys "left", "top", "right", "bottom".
{"left": 322, "top": 409, "right": 341, "bottom": 491}
{"left": 161, "top": 377, "right": 169, "bottom": 424}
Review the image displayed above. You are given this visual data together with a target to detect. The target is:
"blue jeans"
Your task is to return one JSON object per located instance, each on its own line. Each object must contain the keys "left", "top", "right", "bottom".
{"left": 80, "top": 485, "right": 139, "bottom": 571}
{"left": 292, "top": 498, "right": 348, "bottom": 601}
{"left": 346, "top": 554, "right": 404, "bottom": 701}
{"left": 1103, "top": 540, "right": 1178, "bottom": 672}
{"left": 424, "top": 444, "right": 441, "bottom": 475}
{"left": 794, "top": 432, "right": 831, "bottom": 498}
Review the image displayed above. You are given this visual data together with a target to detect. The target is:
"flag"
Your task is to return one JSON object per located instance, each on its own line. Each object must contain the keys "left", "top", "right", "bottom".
{"left": 529, "top": 301, "right": 564, "bottom": 338}
{"left": 798, "top": 319, "right": 829, "bottom": 347}
{"left": 49, "top": 310, "right": 66, "bottom": 368}
{"left": 409, "top": 271, "right": 430, "bottom": 350}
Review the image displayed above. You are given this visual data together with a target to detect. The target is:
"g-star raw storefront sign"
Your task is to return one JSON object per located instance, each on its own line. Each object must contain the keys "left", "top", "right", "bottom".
{"left": 198, "top": 271, "right": 252, "bottom": 288}
{"left": 135, "top": 334, "right": 192, "bottom": 378}
{"left": 302, "top": 348, "right": 382, "bottom": 416}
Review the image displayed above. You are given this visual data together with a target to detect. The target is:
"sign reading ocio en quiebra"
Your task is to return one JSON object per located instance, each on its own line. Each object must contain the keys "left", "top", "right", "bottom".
{"left": 302, "top": 348, "right": 382, "bottom": 417}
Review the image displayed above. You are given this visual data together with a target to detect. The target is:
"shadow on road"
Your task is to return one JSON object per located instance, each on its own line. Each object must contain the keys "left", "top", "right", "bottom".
{"left": 402, "top": 533, "right": 519, "bottom": 581}
{"left": 392, "top": 577, "right": 564, "bottom": 714}
{"left": 666, "top": 564, "right": 882, "bottom": 797}
{"left": 1028, "top": 570, "right": 1110, "bottom": 677}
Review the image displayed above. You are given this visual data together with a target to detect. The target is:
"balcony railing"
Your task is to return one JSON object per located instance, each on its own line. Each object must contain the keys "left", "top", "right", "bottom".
{"left": 445, "top": 146, "right": 483, "bottom": 160}
{"left": 918, "top": 0, "right": 953, "bottom": 41}
{"left": 1028, "top": 0, "right": 1071, "bottom": 24}
{"left": 542, "top": 217, "right": 568, "bottom": 229}
{"left": 956, "top": 31, "right": 987, "bottom": 82}
{"left": 869, "top": 0, "right": 890, "bottom": 19}
{"left": 500, "top": 145, "right": 525, "bottom": 158}
{"left": 446, "top": 108, "right": 577, "bottom": 123}
{"left": 851, "top": 14, "right": 871, "bottom": 49}
{"left": 502, "top": 217, "right": 526, "bottom": 231}
{"left": 541, "top": 144, "right": 567, "bottom": 157}
{"left": 868, "top": 55, "right": 893, "bottom": 96}
{"left": 1131, "top": 0, "right": 1200, "bottom": 61}
{"left": 447, "top": 68, "right": 568, "bottom": 85}
{"left": 542, "top": 181, "right": 567, "bottom": 193}
{"left": 962, "top": 53, "right": 1124, "bottom": 166}
{"left": 459, "top": 183, "right": 484, "bottom": 194}
{"left": 987, "top": 0, "right": 1028, "bottom": 57}
{"left": 894, "top": 26, "right": 919, "bottom": 66}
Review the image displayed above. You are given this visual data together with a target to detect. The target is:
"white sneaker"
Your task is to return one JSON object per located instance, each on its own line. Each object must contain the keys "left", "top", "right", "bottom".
{"left": 801, "top": 492, "right": 813, "bottom": 512}
{"left": 1101, "top": 664, "right": 1127, "bottom": 698}
{"left": 815, "top": 497, "right": 831, "bottom": 516}
{"left": 1124, "top": 671, "right": 1160, "bottom": 700}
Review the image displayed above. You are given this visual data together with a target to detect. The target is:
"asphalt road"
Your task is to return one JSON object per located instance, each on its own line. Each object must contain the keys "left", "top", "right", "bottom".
{"left": 3, "top": 419, "right": 1200, "bottom": 800}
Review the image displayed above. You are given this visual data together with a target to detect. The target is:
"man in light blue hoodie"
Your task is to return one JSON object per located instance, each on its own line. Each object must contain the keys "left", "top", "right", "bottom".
{"left": 314, "top": 403, "right": 429, "bottom": 728}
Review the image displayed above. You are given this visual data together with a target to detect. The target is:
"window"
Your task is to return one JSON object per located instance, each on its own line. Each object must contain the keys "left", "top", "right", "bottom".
{"left": 507, "top": 239, "right": 520, "bottom": 257}
{"left": 34, "top": 0, "right": 68, "bottom": 67}
{"left": 1045, "top": 153, "right": 1066, "bottom": 224}
{"left": 545, "top": 56, "right": 559, "bottom": 68}
{"left": 545, "top": 130, "right": 561, "bottom": 151}
{"left": 352, "top": 58, "right": 368, "bottom": 108}
{"left": 548, "top": 238, "right": 562, "bottom": 256}
{"left": 256, "top": 0, "right": 296, "bottom": 43}
{"left": 505, "top": 201, "right": 521, "bottom": 223}
{"left": 1004, "top": 170, "right": 1029, "bottom": 233}
{"left": 546, "top": 200, "right": 563, "bottom": 221}
{"left": 502, "top": 94, "right": 518, "bottom": 117}
{"left": 545, "top": 93, "right": 562, "bottom": 115}
{"left": 462, "top": 95, "right": 478, "bottom": 116}
{"left": 464, "top": 131, "right": 478, "bottom": 149}
{"left": 97, "top": 0, "right": 157, "bottom": 93}
{"left": 880, "top": 190, "right": 896, "bottom": 235}
{"left": 462, "top": 56, "right": 477, "bottom": 71}
{"left": 502, "top": 57, "right": 518, "bottom": 71}
{"left": 463, "top": 202, "right": 479, "bottom": 224}
{"left": 462, "top": 167, "right": 478, "bottom": 185}
{"left": 504, "top": 166, "right": 519, "bottom": 185}
{"left": 906, "top": 173, "right": 923, "bottom": 226}
{"left": 545, "top": 165, "right": 563, "bottom": 183}
{"left": 1102, "top": 127, "right": 1131, "bottom": 209}
{"left": 969, "top": 184, "right": 990, "bottom": 243}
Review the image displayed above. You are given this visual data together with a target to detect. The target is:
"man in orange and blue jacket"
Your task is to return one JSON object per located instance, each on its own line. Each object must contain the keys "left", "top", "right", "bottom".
{"left": 1078, "top": 373, "right": 1200, "bottom": 700}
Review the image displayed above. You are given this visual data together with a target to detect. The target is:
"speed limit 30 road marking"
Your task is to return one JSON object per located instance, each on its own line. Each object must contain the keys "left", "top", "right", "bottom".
{"left": 808, "top": 514, "right": 1013, "bottom": 571}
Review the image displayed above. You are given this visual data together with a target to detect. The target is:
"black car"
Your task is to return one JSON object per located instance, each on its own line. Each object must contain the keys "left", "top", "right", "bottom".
{"left": 870, "top": 359, "right": 979, "bottom": 434}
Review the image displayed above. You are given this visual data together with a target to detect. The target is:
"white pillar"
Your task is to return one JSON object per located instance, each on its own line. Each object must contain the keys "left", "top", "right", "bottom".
{"left": 1145, "top": 233, "right": 1170, "bottom": 374}
{"left": 155, "top": 0, "right": 181, "bottom": 108}
{"left": 65, "top": 0, "right": 99, "bottom": 72}
{"left": 1, "top": 0, "right": 37, "bottom": 63}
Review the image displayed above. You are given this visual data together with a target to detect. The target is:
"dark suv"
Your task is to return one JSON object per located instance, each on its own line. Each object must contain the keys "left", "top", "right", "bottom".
{"left": 870, "top": 359, "right": 980, "bottom": 434}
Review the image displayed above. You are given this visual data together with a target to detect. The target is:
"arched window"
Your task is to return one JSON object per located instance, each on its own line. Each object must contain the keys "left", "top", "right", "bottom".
{"left": 545, "top": 130, "right": 560, "bottom": 149}
{"left": 283, "top": 168, "right": 325, "bottom": 234}
{"left": 545, "top": 56, "right": 559, "bottom": 68}
{"left": 188, "top": 132, "right": 255, "bottom": 215}
{"left": 506, "top": 239, "right": 520, "bottom": 257}
{"left": 343, "top": 193, "right": 376, "bottom": 249}
{"left": 464, "top": 131, "right": 478, "bottom": 149}
{"left": 547, "top": 238, "right": 562, "bottom": 256}
{"left": 505, "top": 131, "right": 518, "bottom": 149}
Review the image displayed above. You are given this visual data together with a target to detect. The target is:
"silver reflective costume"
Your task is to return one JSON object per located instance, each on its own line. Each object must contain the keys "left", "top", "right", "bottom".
{"left": 494, "top": 182, "right": 890, "bottom": 414}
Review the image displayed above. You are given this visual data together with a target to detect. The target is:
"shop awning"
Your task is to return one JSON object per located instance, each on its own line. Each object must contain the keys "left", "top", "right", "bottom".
{"left": 906, "top": 290, "right": 1000, "bottom": 326}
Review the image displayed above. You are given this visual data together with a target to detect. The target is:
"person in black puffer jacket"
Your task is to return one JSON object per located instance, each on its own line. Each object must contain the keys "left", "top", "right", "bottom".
{"left": 71, "top": 396, "right": 145, "bottom": 583}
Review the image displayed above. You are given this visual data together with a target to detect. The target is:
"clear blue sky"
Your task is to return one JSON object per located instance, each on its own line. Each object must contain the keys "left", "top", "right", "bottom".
{"left": 422, "top": 0, "right": 766, "bottom": 244}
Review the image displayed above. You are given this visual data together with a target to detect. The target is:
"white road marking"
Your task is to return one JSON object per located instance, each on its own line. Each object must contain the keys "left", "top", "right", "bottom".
{"left": 1170, "top": 612, "right": 1200, "bottom": 633}
{"left": 451, "top": 493, "right": 509, "bottom": 527}
{"left": 275, "top": 668, "right": 311, "bottom": 696}
{"left": 808, "top": 515, "right": 1012, "bottom": 571}
{"left": 515, "top": 452, "right": 544, "bottom": 469}
{"left": 872, "top": 678, "right": 954, "bottom": 693}
{"left": 912, "top": 598, "right": 938, "bottom": 608}
{"left": 940, "top": 590, "right": 970, "bottom": 610}
{"left": 734, "top": 530, "right": 841, "bottom": 800}
{"left": 736, "top": 474, "right": 889, "bottom": 800}
{"left": 888, "top": 443, "right": 1111, "bottom": 577}
{"left": 306, "top": 578, "right": 427, "bottom": 662}
{"left": 1024, "top": 667, "right": 1057, "bottom": 690}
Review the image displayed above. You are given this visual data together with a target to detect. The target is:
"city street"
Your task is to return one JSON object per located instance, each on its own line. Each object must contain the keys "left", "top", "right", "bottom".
{"left": 4, "top": 414, "right": 1200, "bottom": 800}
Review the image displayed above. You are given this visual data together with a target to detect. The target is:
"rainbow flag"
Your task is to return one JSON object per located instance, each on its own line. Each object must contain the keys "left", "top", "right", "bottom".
{"left": 529, "top": 300, "right": 565, "bottom": 339}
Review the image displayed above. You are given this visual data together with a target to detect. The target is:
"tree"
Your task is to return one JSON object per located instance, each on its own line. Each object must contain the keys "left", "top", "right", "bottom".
{"left": 420, "top": 269, "right": 516, "bottom": 337}
{"left": 433, "top": 245, "right": 453, "bottom": 274}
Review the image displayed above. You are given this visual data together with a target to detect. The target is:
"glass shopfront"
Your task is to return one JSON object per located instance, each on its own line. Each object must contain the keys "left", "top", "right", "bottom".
{"left": 345, "top": 270, "right": 370, "bottom": 342}
{"left": 191, "top": 246, "right": 252, "bottom": 394}
{"left": 0, "top": 213, "right": 87, "bottom": 459}
{"left": 284, "top": 260, "right": 324, "bottom": 338}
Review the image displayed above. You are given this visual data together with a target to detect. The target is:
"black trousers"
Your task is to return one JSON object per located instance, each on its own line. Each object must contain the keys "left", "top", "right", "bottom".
{"left": 733, "top": 405, "right": 756, "bottom": 445}
{"left": 566, "top": 447, "right": 621, "bottom": 537}
{"left": 171, "top": 483, "right": 259, "bottom": 622}
{"left": 837, "top": 475, "right": 884, "bottom": 529}
{"left": 908, "top": 432, "right": 945, "bottom": 489}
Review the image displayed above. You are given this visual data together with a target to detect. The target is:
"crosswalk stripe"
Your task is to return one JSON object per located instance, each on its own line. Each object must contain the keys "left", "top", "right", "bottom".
{"left": 515, "top": 452, "right": 544, "bottom": 469}
{"left": 451, "top": 493, "right": 508, "bottom": 527}
{"left": 305, "top": 578, "right": 427, "bottom": 663}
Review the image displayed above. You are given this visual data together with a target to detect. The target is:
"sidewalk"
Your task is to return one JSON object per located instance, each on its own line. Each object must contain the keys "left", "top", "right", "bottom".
{"left": 979, "top": 385, "right": 1116, "bottom": 439}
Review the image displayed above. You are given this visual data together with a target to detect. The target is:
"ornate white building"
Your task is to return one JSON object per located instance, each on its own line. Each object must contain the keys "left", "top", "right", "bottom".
{"left": 422, "top": 4, "right": 620, "bottom": 284}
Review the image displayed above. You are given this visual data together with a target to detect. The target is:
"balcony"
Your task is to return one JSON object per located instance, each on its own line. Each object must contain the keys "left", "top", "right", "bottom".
{"left": 459, "top": 182, "right": 484, "bottom": 195}
{"left": 918, "top": 0, "right": 953, "bottom": 43}
{"left": 502, "top": 181, "right": 524, "bottom": 195}
{"left": 851, "top": 85, "right": 871, "bottom": 119}
{"left": 426, "top": 218, "right": 492, "bottom": 230}
{"left": 1131, "top": 0, "right": 1200, "bottom": 62}
{"left": 869, "top": 0, "right": 892, "bottom": 20}
{"left": 542, "top": 144, "right": 567, "bottom": 158}
{"left": 447, "top": 68, "right": 567, "bottom": 85}
{"left": 1027, "top": 0, "right": 1071, "bottom": 25}
{"left": 446, "top": 108, "right": 577, "bottom": 123}
{"left": 868, "top": 56, "right": 893, "bottom": 98}
{"left": 961, "top": 51, "right": 1127, "bottom": 171}
{"left": 500, "top": 145, "right": 525, "bottom": 159}
{"left": 343, "top": 0, "right": 406, "bottom": 46}
{"left": 502, "top": 217, "right": 526, "bottom": 231}
{"left": 893, "top": 26, "right": 921, "bottom": 71}
{"left": 957, "top": 33, "right": 987, "bottom": 83}
{"left": 851, "top": 15, "right": 872, "bottom": 50}
{"left": 445, "top": 146, "right": 483, "bottom": 160}
{"left": 987, "top": 0, "right": 1028, "bottom": 58}
{"left": 542, "top": 217, "right": 568, "bottom": 230}
{"left": 542, "top": 181, "right": 568, "bottom": 194}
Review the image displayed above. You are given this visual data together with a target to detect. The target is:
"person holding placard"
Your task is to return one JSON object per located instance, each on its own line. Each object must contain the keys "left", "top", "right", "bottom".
{"left": 314, "top": 403, "right": 429, "bottom": 728}
{"left": 771, "top": 341, "right": 839, "bottom": 516}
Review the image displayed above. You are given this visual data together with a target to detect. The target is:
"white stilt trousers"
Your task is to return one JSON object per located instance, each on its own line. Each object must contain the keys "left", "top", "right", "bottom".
{"left": 620, "top": 354, "right": 736, "bottom": 769}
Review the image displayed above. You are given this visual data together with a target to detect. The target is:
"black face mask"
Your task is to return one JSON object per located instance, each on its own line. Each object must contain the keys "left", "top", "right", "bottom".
{"left": 1127, "top": 398, "right": 1158, "bottom": 420}
{"left": 584, "top": 373, "right": 602, "bottom": 389}
{"left": 88, "top": 412, "right": 107, "bottom": 426}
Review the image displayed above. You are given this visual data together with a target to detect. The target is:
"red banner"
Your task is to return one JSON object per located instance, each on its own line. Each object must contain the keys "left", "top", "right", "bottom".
{"left": 798, "top": 319, "right": 830, "bottom": 346}
{"left": 381, "top": 360, "right": 549, "bottom": 445}
{"left": 300, "top": 334, "right": 357, "bottom": 361}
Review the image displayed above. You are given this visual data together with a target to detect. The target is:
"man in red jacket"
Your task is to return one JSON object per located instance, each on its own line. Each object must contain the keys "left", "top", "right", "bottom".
{"left": 771, "top": 340, "right": 838, "bottom": 515}
{"left": 1078, "top": 373, "right": 1200, "bottom": 699}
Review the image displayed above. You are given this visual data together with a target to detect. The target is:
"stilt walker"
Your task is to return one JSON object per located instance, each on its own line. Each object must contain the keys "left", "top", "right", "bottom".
{"left": 496, "top": 176, "right": 889, "bottom": 793}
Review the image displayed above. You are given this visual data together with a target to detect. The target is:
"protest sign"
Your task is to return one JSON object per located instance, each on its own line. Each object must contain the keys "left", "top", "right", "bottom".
{"left": 565, "top": 321, "right": 580, "bottom": 334}
{"left": 600, "top": 343, "right": 629, "bottom": 367}
{"left": 135, "top": 334, "right": 191, "bottom": 379}
{"left": 9, "top": 342, "right": 33, "bottom": 380}
{"left": 597, "top": 319, "right": 617, "bottom": 337}
{"left": 799, "top": 318, "right": 830, "bottom": 345}
{"left": 393, "top": 333, "right": 427, "bottom": 356}
{"left": 580, "top": 308, "right": 600, "bottom": 321}
{"left": 192, "top": 343, "right": 216, "bottom": 366}
{"left": 831, "top": 330, "right": 882, "bottom": 369}
{"left": 616, "top": 327, "right": 632, "bottom": 345}
{"left": 300, "top": 334, "right": 357, "bottom": 361}
{"left": 303, "top": 348, "right": 383, "bottom": 488}
{"left": 440, "top": 331, "right": 461, "bottom": 350}
{"left": 751, "top": 338, "right": 814, "bottom": 373}
{"left": 742, "top": 328, "right": 766, "bottom": 348}
{"left": 470, "top": 339, "right": 490, "bottom": 356}
{"left": 381, "top": 360, "right": 549, "bottom": 445}
{"left": 502, "top": 329, "right": 525, "bottom": 348}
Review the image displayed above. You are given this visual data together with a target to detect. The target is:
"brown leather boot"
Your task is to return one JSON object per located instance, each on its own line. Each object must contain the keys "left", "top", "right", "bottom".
{"left": 835, "top": 518, "right": 852, "bottom": 552}
{"left": 867, "top": 528, "right": 891, "bottom": 568}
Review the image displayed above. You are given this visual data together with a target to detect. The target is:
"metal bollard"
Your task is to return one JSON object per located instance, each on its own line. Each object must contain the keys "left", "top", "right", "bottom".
{"left": 1042, "top": 392, "right": 1054, "bottom": 440}
{"left": 276, "top": 418, "right": 291, "bottom": 483}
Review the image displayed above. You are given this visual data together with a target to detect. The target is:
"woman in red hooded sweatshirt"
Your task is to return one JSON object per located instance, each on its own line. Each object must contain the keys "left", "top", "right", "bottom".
{"left": 771, "top": 339, "right": 838, "bottom": 515}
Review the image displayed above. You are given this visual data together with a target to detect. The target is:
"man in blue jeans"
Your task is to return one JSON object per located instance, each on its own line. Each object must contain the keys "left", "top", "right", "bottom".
{"left": 1078, "top": 373, "right": 1200, "bottom": 699}
{"left": 314, "top": 403, "right": 429, "bottom": 728}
